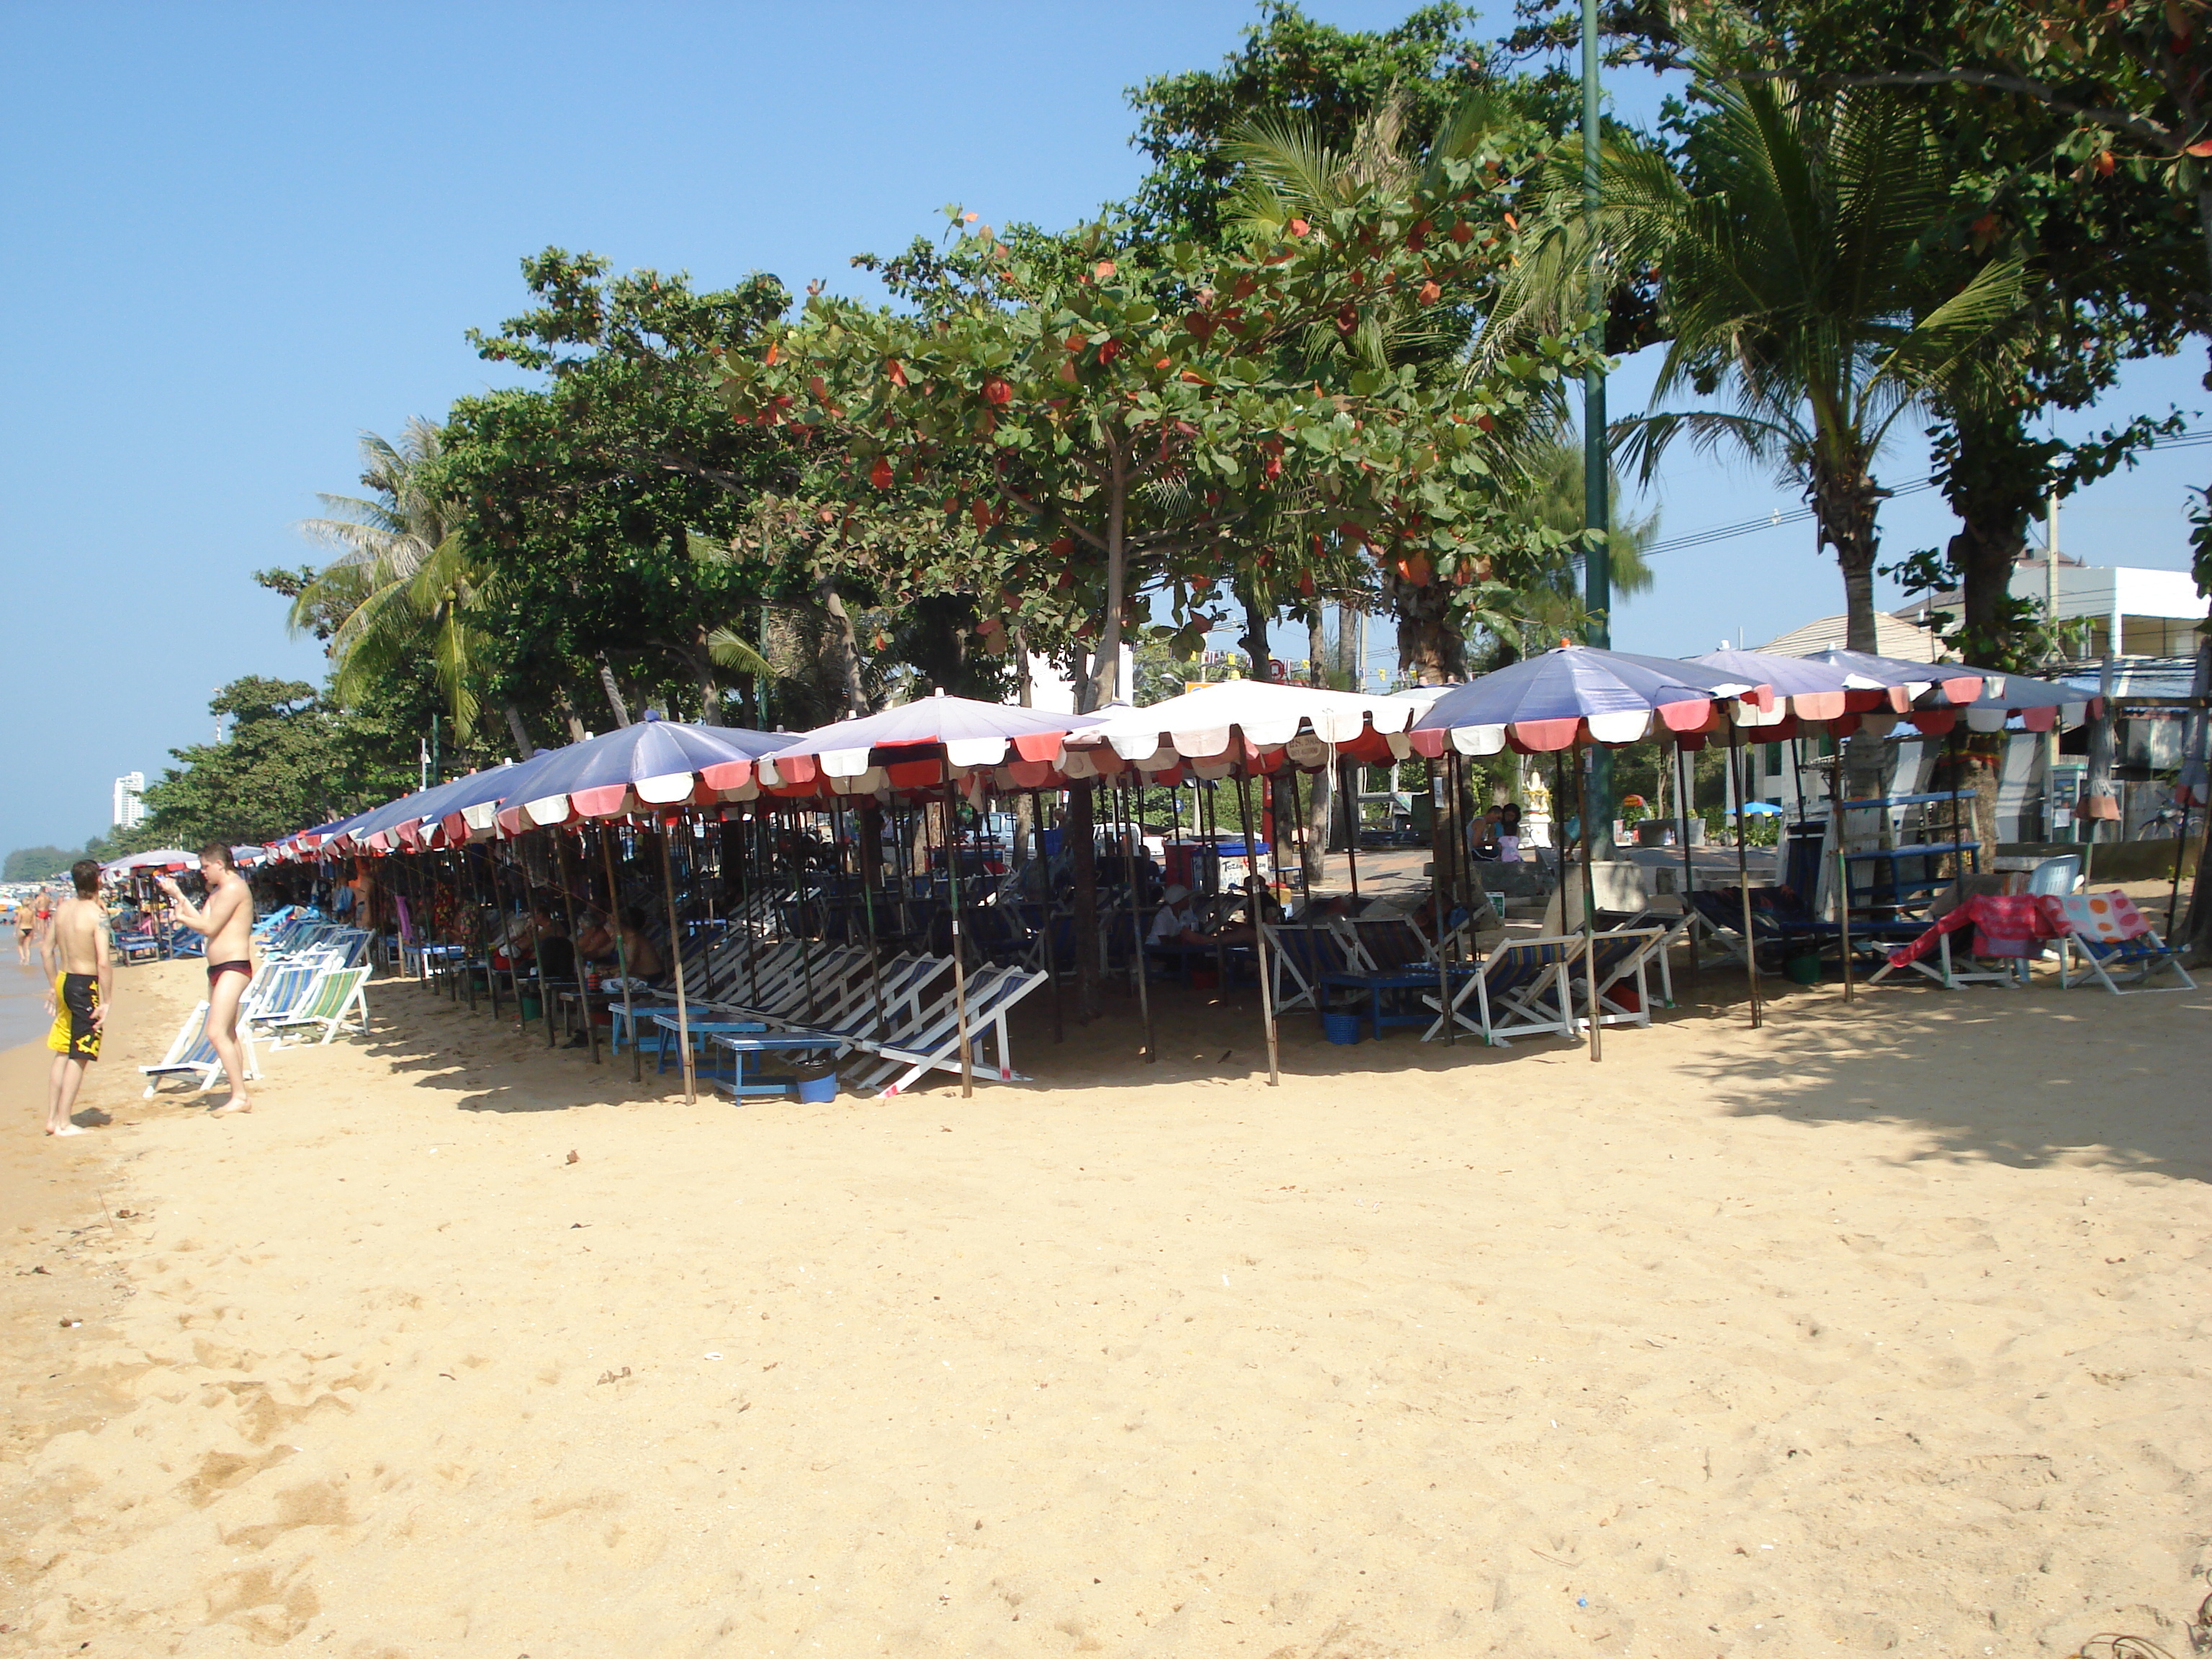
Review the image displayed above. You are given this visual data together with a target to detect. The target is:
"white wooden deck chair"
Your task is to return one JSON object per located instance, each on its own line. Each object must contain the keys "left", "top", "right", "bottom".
{"left": 140, "top": 1002, "right": 261, "bottom": 1097}
{"left": 1558, "top": 927, "right": 1668, "bottom": 1033}
{"left": 850, "top": 964, "right": 1047, "bottom": 1097}
{"left": 1421, "top": 935, "right": 1578, "bottom": 1045}
{"left": 751, "top": 953, "right": 957, "bottom": 1051}
{"left": 1262, "top": 922, "right": 1351, "bottom": 1017}
{"left": 2048, "top": 891, "right": 2197, "bottom": 994}
{"left": 260, "top": 966, "right": 372, "bottom": 1044}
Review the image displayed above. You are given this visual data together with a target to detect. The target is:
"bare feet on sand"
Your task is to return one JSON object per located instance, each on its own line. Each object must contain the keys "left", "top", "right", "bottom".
{"left": 49, "top": 1123, "right": 87, "bottom": 1137}
{"left": 211, "top": 1097, "right": 253, "bottom": 1117}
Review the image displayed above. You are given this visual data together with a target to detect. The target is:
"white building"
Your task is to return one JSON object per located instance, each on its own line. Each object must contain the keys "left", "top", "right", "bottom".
{"left": 1743, "top": 562, "right": 2206, "bottom": 843}
{"left": 112, "top": 771, "right": 145, "bottom": 830}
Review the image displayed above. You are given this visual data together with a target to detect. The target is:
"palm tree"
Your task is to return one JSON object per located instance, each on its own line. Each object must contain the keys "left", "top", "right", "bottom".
{"left": 1535, "top": 78, "right": 2024, "bottom": 654}
{"left": 292, "top": 421, "right": 519, "bottom": 751}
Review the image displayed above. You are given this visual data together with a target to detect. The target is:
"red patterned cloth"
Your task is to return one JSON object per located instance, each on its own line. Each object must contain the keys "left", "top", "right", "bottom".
{"left": 1887, "top": 894, "right": 2062, "bottom": 967}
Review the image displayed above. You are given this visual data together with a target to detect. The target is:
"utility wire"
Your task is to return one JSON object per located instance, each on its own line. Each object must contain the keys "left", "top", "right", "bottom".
{"left": 1640, "top": 428, "right": 2212, "bottom": 559}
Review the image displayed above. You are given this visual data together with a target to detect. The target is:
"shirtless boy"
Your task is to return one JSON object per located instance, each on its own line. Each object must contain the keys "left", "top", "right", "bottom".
{"left": 156, "top": 842, "right": 256, "bottom": 1115}
{"left": 41, "top": 861, "right": 111, "bottom": 1136}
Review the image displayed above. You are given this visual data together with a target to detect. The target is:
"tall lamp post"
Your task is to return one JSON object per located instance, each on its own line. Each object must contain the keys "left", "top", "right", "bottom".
{"left": 1580, "top": 0, "right": 1613, "bottom": 847}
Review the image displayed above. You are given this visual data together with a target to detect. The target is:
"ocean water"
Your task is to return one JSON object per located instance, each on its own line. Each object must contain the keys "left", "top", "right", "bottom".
{"left": 0, "top": 956, "right": 54, "bottom": 1052}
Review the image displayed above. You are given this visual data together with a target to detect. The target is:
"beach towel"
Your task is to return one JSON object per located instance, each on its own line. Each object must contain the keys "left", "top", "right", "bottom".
{"left": 1885, "top": 894, "right": 2059, "bottom": 968}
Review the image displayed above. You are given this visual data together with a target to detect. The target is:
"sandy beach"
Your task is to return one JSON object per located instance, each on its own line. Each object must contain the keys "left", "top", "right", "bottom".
{"left": 4, "top": 946, "right": 2209, "bottom": 1658}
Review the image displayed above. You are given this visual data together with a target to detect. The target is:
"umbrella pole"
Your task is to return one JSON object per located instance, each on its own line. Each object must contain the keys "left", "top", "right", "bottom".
{"left": 554, "top": 828, "right": 598, "bottom": 1065}
{"left": 1429, "top": 757, "right": 1454, "bottom": 1047}
{"left": 1833, "top": 752, "right": 1856, "bottom": 1003}
{"left": 1573, "top": 747, "right": 1603, "bottom": 1062}
{"left": 940, "top": 781, "right": 974, "bottom": 1098}
{"left": 745, "top": 805, "right": 763, "bottom": 1010}
{"left": 1233, "top": 770, "right": 1280, "bottom": 1087}
{"left": 790, "top": 807, "right": 819, "bottom": 1023}
{"left": 477, "top": 844, "right": 502, "bottom": 1020}
{"left": 849, "top": 796, "right": 889, "bottom": 1043}
{"left": 2168, "top": 797, "right": 2191, "bottom": 936}
{"left": 1030, "top": 790, "right": 1062, "bottom": 1043}
{"left": 600, "top": 826, "right": 642, "bottom": 1085}
{"left": 657, "top": 820, "right": 696, "bottom": 1105}
{"left": 1730, "top": 724, "right": 1763, "bottom": 1030}
{"left": 1123, "top": 776, "right": 1155, "bottom": 1062}
{"left": 1676, "top": 742, "right": 1699, "bottom": 983}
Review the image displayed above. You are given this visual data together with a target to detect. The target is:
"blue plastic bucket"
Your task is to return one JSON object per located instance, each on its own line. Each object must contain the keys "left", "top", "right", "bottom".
{"left": 1322, "top": 1011, "right": 1362, "bottom": 1046}
{"left": 793, "top": 1071, "right": 840, "bottom": 1104}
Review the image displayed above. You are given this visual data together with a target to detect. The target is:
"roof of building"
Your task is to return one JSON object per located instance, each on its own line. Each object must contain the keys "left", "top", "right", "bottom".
{"left": 1753, "top": 611, "right": 1940, "bottom": 660}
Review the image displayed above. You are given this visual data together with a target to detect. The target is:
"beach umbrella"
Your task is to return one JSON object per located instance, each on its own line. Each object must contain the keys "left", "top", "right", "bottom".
{"left": 1408, "top": 645, "right": 1768, "bottom": 755}
{"left": 751, "top": 691, "right": 1103, "bottom": 806}
{"left": 500, "top": 718, "right": 784, "bottom": 832}
{"left": 101, "top": 848, "right": 195, "bottom": 874}
{"left": 1411, "top": 647, "right": 1776, "bottom": 1051}
{"left": 482, "top": 717, "right": 782, "bottom": 1103}
{"left": 758, "top": 695, "right": 1105, "bottom": 1097}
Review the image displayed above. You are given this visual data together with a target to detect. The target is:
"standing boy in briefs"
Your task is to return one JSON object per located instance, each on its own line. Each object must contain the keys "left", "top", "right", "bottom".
{"left": 41, "top": 860, "right": 111, "bottom": 1137}
{"left": 156, "top": 842, "right": 256, "bottom": 1115}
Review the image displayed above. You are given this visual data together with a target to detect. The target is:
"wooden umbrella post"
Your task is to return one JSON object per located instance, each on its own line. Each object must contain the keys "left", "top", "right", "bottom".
{"left": 656, "top": 819, "right": 697, "bottom": 1105}
{"left": 1572, "top": 747, "right": 1603, "bottom": 1063}
{"left": 1833, "top": 754, "right": 1856, "bottom": 1003}
{"left": 1730, "top": 722, "right": 1764, "bottom": 1031}
{"left": 1676, "top": 742, "right": 1699, "bottom": 982}
{"left": 1122, "top": 776, "right": 1156, "bottom": 1063}
{"left": 1028, "top": 790, "right": 1062, "bottom": 1043}
{"left": 553, "top": 828, "right": 598, "bottom": 1064}
{"left": 940, "top": 781, "right": 974, "bottom": 1099}
{"left": 1428, "top": 757, "right": 1454, "bottom": 1047}
{"left": 1232, "top": 769, "right": 1280, "bottom": 1087}
{"left": 600, "top": 826, "right": 642, "bottom": 1084}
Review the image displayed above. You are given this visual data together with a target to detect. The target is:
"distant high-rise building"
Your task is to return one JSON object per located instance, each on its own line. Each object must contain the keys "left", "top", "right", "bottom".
{"left": 112, "top": 771, "right": 145, "bottom": 830}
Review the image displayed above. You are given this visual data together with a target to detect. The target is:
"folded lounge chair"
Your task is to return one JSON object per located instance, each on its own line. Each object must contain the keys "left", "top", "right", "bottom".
{"left": 848, "top": 963, "right": 1048, "bottom": 1097}
{"left": 139, "top": 1003, "right": 261, "bottom": 1097}
{"left": 1420, "top": 936, "right": 1578, "bottom": 1046}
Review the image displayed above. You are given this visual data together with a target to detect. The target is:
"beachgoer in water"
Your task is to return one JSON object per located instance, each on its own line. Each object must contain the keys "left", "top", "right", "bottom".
{"left": 156, "top": 843, "right": 256, "bottom": 1115}
{"left": 41, "top": 860, "right": 110, "bottom": 1137}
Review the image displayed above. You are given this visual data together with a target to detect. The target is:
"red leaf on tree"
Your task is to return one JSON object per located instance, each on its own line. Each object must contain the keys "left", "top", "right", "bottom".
{"left": 2094, "top": 150, "right": 2116, "bottom": 176}
{"left": 765, "top": 342, "right": 780, "bottom": 366}
{"left": 809, "top": 376, "right": 830, "bottom": 403}
{"left": 1298, "top": 572, "right": 1316, "bottom": 597}
{"left": 869, "top": 458, "right": 894, "bottom": 490}
{"left": 887, "top": 360, "right": 909, "bottom": 387}
{"left": 983, "top": 378, "right": 1013, "bottom": 405}
{"left": 1336, "top": 303, "right": 1358, "bottom": 335}
{"left": 1419, "top": 279, "right": 1442, "bottom": 304}
{"left": 1289, "top": 218, "right": 1309, "bottom": 237}
{"left": 1450, "top": 222, "right": 1473, "bottom": 244}
{"left": 1057, "top": 357, "right": 1078, "bottom": 385}
{"left": 972, "top": 499, "right": 994, "bottom": 531}
{"left": 1049, "top": 535, "right": 1074, "bottom": 556}
{"left": 1098, "top": 340, "right": 1123, "bottom": 365}
{"left": 1095, "top": 260, "right": 1117, "bottom": 279}
{"left": 1475, "top": 413, "right": 1496, "bottom": 433}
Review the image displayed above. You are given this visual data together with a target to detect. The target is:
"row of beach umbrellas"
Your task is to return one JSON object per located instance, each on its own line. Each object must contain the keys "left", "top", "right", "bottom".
{"left": 255, "top": 642, "right": 2098, "bottom": 1082}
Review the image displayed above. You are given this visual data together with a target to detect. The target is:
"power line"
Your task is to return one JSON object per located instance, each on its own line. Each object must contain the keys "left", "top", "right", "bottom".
{"left": 1640, "top": 427, "right": 2212, "bottom": 559}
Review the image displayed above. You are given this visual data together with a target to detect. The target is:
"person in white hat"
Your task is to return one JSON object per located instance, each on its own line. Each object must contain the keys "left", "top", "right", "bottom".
{"left": 1147, "top": 882, "right": 1203, "bottom": 947}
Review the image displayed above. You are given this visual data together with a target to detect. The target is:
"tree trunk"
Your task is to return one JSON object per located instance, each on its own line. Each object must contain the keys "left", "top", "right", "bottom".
{"left": 503, "top": 703, "right": 533, "bottom": 758}
{"left": 1388, "top": 577, "right": 1465, "bottom": 683}
{"left": 1304, "top": 762, "right": 1332, "bottom": 882}
{"left": 1085, "top": 441, "right": 1128, "bottom": 710}
{"left": 1238, "top": 583, "right": 1272, "bottom": 681}
{"left": 595, "top": 656, "right": 631, "bottom": 727}
{"left": 554, "top": 691, "right": 588, "bottom": 742}
{"left": 817, "top": 575, "right": 868, "bottom": 715}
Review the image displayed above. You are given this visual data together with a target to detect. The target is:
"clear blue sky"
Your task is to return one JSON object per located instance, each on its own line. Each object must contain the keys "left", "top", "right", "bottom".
{"left": 1, "top": 2, "right": 2202, "bottom": 858}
